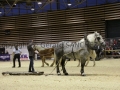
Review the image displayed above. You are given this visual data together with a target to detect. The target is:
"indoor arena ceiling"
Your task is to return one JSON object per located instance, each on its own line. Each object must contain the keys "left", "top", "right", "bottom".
{"left": 0, "top": 0, "right": 119, "bottom": 17}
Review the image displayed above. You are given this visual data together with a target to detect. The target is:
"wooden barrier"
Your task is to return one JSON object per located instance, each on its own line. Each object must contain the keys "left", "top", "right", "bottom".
{"left": 104, "top": 49, "right": 120, "bottom": 57}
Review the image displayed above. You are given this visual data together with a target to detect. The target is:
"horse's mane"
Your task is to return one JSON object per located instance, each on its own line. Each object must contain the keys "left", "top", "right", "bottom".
{"left": 87, "top": 33, "right": 96, "bottom": 43}
{"left": 77, "top": 32, "right": 101, "bottom": 43}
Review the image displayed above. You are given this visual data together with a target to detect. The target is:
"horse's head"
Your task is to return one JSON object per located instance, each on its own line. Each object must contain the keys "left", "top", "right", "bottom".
{"left": 32, "top": 45, "right": 45, "bottom": 51}
{"left": 85, "top": 31, "right": 106, "bottom": 49}
{"left": 32, "top": 45, "right": 37, "bottom": 51}
{"left": 94, "top": 32, "right": 105, "bottom": 47}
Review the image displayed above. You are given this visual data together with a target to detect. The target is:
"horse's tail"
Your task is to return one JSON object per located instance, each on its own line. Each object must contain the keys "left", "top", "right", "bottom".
{"left": 53, "top": 49, "right": 61, "bottom": 66}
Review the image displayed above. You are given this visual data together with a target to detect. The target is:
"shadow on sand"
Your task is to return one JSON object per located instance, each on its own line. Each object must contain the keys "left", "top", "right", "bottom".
{"left": 45, "top": 73, "right": 119, "bottom": 77}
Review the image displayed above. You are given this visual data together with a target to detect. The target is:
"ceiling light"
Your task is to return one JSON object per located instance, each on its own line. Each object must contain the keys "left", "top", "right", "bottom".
{"left": 13, "top": 4, "right": 16, "bottom": 7}
{"left": 38, "top": 2, "right": 42, "bottom": 4}
{"left": 31, "top": 8, "right": 35, "bottom": 11}
{"left": 0, "top": 12, "right": 2, "bottom": 14}
{"left": 67, "top": 3, "right": 72, "bottom": 6}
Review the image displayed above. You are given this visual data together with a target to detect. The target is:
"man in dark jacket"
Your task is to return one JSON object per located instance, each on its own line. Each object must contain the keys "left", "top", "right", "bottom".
{"left": 27, "top": 40, "right": 36, "bottom": 72}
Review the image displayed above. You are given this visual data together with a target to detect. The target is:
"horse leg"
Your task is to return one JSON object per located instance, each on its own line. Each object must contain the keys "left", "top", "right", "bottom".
{"left": 61, "top": 56, "right": 68, "bottom": 75}
{"left": 50, "top": 59, "right": 55, "bottom": 67}
{"left": 77, "top": 59, "right": 80, "bottom": 67}
{"left": 80, "top": 58, "right": 86, "bottom": 76}
{"left": 44, "top": 57, "right": 49, "bottom": 66}
{"left": 59, "top": 58, "right": 62, "bottom": 67}
{"left": 93, "top": 51, "right": 96, "bottom": 67}
{"left": 41, "top": 56, "right": 44, "bottom": 67}
{"left": 56, "top": 57, "right": 61, "bottom": 75}
{"left": 93, "top": 58, "right": 95, "bottom": 67}
{"left": 85, "top": 57, "right": 90, "bottom": 67}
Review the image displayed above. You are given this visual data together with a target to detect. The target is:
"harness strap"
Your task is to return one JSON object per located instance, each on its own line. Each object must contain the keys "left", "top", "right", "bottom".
{"left": 85, "top": 37, "right": 96, "bottom": 50}
{"left": 71, "top": 45, "right": 76, "bottom": 61}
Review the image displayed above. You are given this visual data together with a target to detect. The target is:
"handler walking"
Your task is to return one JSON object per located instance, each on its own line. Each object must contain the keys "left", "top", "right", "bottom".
{"left": 12, "top": 45, "right": 22, "bottom": 68}
{"left": 27, "top": 40, "right": 37, "bottom": 72}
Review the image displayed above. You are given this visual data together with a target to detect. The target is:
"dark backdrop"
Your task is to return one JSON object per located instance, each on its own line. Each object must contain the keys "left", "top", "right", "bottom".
{"left": 106, "top": 19, "right": 120, "bottom": 38}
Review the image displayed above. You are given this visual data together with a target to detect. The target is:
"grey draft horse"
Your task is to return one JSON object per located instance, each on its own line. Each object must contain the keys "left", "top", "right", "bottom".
{"left": 53, "top": 32, "right": 105, "bottom": 76}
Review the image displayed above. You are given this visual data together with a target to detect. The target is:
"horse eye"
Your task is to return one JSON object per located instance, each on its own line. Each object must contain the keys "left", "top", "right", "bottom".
{"left": 97, "top": 37, "right": 100, "bottom": 41}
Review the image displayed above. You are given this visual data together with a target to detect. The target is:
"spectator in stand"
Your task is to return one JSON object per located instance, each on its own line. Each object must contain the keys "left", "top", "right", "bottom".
{"left": 117, "top": 39, "right": 120, "bottom": 49}
{"left": 113, "top": 39, "right": 117, "bottom": 45}
{"left": 110, "top": 39, "right": 113, "bottom": 46}
{"left": 106, "top": 45, "right": 112, "bottom": 58}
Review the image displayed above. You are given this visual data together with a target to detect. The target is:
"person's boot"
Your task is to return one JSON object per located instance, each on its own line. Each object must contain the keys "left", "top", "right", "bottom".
{"left": 12, "top": 66, "right": 15, "bottom": 68}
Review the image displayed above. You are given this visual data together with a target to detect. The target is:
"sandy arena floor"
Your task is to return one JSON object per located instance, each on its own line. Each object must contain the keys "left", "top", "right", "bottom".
{"left": 0, "top": 58, "right": 120, "bottom": 90}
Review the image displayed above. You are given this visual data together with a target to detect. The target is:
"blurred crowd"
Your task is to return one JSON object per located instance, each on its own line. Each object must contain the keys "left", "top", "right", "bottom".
{"left": 105, "top": 38, "right": 120, "bottom": 59}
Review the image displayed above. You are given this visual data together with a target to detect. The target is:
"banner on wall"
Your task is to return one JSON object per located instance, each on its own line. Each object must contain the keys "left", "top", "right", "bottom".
{"left": 20, "top": 53, "right": 29, "bottom": 60}
{"left": 0, "top": 54, "right": 10, "bottom": 61}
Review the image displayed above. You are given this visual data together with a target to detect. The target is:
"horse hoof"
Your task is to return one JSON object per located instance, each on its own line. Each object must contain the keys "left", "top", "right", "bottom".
{"left": 46, "top": 64, "right": 49, "bottom": 66}
{"left": 57, "top": 72, "right": 61, "bottom": 75}
{"left": 41, "top": 66, "right": 44, "bottom": 67}
{"left": 81, "top": 73, "right": 86, "bottom": 76}
{"left": 50, "top": 64, "right": 53, "bottom": 67}
{"left": 64, "top": 72, "right": 69, "bottom": 75}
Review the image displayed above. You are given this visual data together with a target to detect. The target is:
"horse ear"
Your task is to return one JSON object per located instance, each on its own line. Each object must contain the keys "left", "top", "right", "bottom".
{"left": 84, "top": 32, "right": 88, "bottom": 40}
{"left": 94, "top": 31, "right": 97, "bottom": 34}
{"left": 94, "top": 31, "right": 99, "bottom": 36}
{"left": 84, "top": 32, "right": 89, "bottom": 45}
{"left": 33, "top": 44, "right": 35, "bottom": 46}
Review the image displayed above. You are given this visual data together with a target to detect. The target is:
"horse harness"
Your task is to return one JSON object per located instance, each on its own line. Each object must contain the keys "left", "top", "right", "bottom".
{"left": 71, "top": 45, "right": 76, "bottom": 61}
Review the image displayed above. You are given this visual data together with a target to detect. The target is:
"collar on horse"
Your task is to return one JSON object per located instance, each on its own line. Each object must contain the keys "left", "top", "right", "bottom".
{"left": 84, "top": 34, "right": 97, "bottom": 50}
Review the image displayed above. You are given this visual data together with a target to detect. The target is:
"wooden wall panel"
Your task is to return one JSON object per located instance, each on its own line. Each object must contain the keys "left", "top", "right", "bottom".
{"left": 0, "top": 3, "right": 120, "bottom": 45}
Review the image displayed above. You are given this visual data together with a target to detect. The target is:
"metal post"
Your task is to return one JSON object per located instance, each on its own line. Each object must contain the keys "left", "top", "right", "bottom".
{"left": 96, "top": 0, "right": 97, "bottom": 6}
{"left": 4, "top": 7, "right": 5, "bottom": 16}
{"left": 49, "top": 1, "right": 52, "bottom": 11}
{"left": 18, "top": 3, "right": 20, "bottom": 15}
{"left": 56, "top": 0, "right": 60, "bottom": 10}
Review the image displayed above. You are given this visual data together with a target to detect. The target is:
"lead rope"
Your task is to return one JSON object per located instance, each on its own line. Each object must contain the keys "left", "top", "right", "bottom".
{"left": 45, "top": 58, "right": 61, "bottom": 76}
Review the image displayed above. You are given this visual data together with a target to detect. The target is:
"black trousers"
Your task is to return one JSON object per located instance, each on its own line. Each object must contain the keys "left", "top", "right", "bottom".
{"left": 96, "top": 49, "right": 101, "bottom": 58}
{"left": 29, "top": 56, "right": 35, "bottom": 72}
{"left": 13, "top": 54, "right": 21, "bottom": 67}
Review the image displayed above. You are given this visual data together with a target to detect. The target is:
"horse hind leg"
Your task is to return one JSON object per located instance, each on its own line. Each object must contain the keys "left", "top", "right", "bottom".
{"left": 80, "top": 58, "right": 86, "bottom": 76}
{"left": 50, "top": 58, "right": 55, "bottom": 67}
{"left": 93, "top": 58, "right": 95, "bottom": 67}
{"left": 41, "top": 57, "right": 44, "bottom": 67}
{"left": 77, "top": 59, "right": 80, "bottom": 67}
{"left": 56, "top": 56, "right": 61, "bottom": 75}
{"left": 44, "top": 57, "right": 49, "bottom": 66}
{"left": 61, "top": 56, "right": 68, "bottom": 75}
{"left": 85, "top": 57, "right": 90, "bottom": 67}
